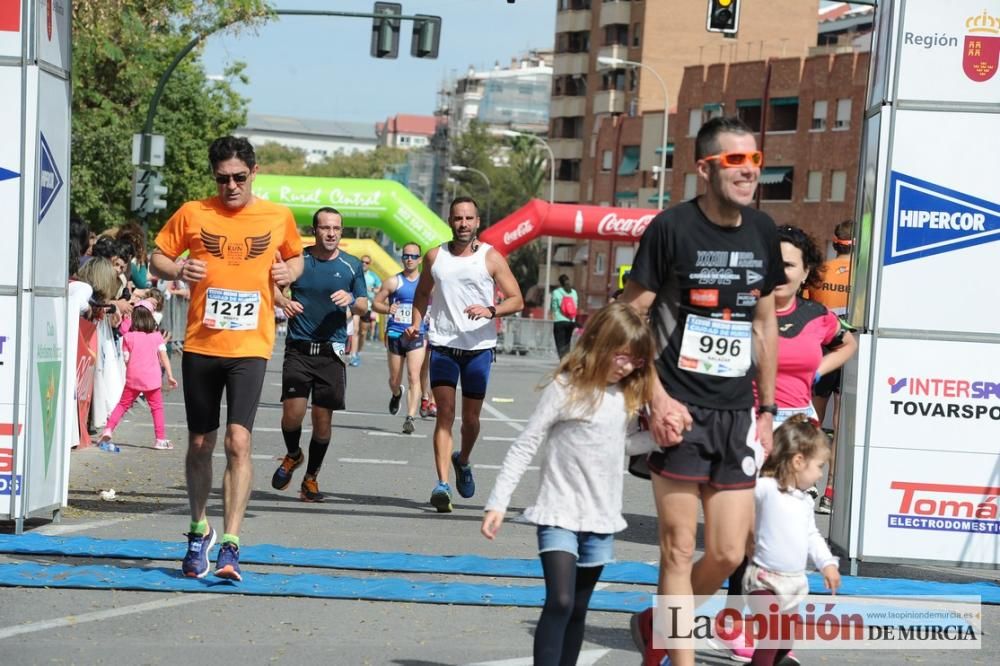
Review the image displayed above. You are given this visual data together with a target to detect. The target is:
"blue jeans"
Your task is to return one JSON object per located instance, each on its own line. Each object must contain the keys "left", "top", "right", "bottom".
{"left": 537, "top": 525, "right": 615, "bottom": 568}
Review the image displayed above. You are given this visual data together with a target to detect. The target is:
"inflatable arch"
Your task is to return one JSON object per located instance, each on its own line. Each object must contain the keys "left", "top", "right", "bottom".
{"left": 478, "top": 199, "right": 661, "bottom": 255}
{"left": 300, "top": 237, "right": 402, "bottom": 283}
{"left": 254, "top": 175, "right": 452, "bottom": 252}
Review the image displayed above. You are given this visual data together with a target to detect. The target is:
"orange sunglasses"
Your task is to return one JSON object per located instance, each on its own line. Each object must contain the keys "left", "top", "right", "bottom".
{"left": 699, "top": 150, "right": 764, "bottom": 168}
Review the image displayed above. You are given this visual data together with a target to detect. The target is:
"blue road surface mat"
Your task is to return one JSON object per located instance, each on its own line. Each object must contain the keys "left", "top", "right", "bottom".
{"left": 0, "top": 534, "right": 997, "bottom": 603}
{"left": 0, "top": 561, "right": 650, "bottom": 612}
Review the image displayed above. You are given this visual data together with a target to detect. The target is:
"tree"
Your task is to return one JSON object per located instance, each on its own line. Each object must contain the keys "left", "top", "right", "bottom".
{"left": 307, "top": 146, "right": 408, "bottom": 179}
{"left": 256, "top": 142, "right": 309, "bottom": 173}
{"left": 71, "top": 1, "right": 270, "bottom": 233}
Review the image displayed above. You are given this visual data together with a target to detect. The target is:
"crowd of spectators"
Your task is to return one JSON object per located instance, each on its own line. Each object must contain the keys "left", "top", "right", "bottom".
{"left": 66, "top": 215, "right": 189, "bottom": 447}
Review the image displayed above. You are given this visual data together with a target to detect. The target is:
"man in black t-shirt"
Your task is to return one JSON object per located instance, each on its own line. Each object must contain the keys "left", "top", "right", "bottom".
{"left": 622, "top": 117, "right": 783, "bottom": 666}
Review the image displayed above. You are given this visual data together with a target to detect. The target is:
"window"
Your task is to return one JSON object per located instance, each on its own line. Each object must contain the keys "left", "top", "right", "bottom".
{"left": 811, "top": 100, "right": 828, "bottom": 131}
{"left": 604, "top": 24, "right": 628, "bottom": 46}
{"left": 602, "top": 150, "right": 613, "bottom": 171}
{"left": 767, "top": 97, "right": 798, "bottom": 132}
{"left": 830, "top": 170, "right": 848, "bottom": 201}
{"left": 806, "top": 171, "right": 823, "bottom": 201}
{"left": 594, "top": 252, "right": 606, "bottom": 276}
{"left": 703, "top": 103, "right": 723, "bottom": 121}
{"left": 558, "top": 159, "right": 581, "bottom": 181}
{"left": 618, "top": 146, "right": 640, "bottom": 176}
{"left": 616, "top": 192, "right": 638, "bottom": 208}
{"left": 688, "top": 109, "right": 702, "bottom": 137}
{"left": 759, "top": 167, "right": 793, "bottom": 201}
{"left": 632, "top": 22, "right": 642, "bottom": 47}
{"left": 656, "top": 143, "right": 675, "bottom": 170}
{"left": 683, "top": 173, "right": 698, "bottom": 199}
{"left": 835, "top": 99, "right": 852, "bottom": 130}
{"left": 602, "top": 69, "right": 626, "bottom": 91}
{"left": 736, "top": 99, "right": 762, "bottom": 132}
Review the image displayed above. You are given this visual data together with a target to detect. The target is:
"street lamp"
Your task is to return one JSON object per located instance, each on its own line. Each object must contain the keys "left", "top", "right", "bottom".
{"left": 491, "top": 128, "right": 556, "bottom": 317}
{"left": 597, "top": 56, "right": 669, "bottom": 210}
{"left": 449, "top": 165, "right": 492, "bottom": 227}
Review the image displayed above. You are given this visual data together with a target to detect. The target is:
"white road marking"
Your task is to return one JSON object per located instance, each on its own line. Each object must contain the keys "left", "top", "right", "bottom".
{"left": 37, "top": 504, "right": 187, "bottom": 536}
{"left": 337, "top": 457, "right": 408, "bottom": 465}
{"left": 0, "top": 595, "right": 220, "bottom": 641}
{"left": 465, "top": 649, "right": 609, "bottom": 666}
{"left": 482, "top": 436, "right": 516, "bottom": 442}
{"left": 212, "top": 453, "right": 274, "bottom": 460}
{"left": 363, "top": 430, "right": 427, "bottom": 438}
{"left": 481, "top": 401, "right": 524, "bottom": 433}
{"left": 474, "top": 464, "right": 538, "bottom": 471}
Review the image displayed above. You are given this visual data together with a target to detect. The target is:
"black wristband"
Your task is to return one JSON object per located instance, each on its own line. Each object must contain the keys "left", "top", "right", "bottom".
{"left": 757, "top": 404, "right": 778, "bottom": 416}
{"left": 487, "top": 305, "right": 497, "bottom": 319}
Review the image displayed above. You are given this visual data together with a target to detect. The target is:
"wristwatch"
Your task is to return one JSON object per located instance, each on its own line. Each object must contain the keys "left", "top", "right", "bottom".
{"left": 487, "top": 306, "right": 497, "bottom": 319}
{"left": 757, "top": 404, "right": 778, "bottom": 417}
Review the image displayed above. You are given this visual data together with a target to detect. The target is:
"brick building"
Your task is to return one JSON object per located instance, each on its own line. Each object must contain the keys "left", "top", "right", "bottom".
{"left": 575, "top": 51, "right": 870, "bottom": 311}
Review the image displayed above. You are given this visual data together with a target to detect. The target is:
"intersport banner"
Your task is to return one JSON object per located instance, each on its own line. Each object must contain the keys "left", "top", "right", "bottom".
{"left": 479, "top": 199, "right": 660, "bottom": 255}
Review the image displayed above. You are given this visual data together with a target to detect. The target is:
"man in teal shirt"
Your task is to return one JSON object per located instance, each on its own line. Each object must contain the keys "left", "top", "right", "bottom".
{"left": 550, "top": 274, "right": 578, "bottom": 359}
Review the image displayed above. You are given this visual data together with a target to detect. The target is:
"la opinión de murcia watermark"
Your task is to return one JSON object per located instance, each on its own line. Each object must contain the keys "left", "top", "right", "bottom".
{"left": 651, "top": 594, "right": 982, "bottom": 651}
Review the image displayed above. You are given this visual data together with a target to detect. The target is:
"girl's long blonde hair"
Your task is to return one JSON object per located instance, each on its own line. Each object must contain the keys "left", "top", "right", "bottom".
{"left": 548, "top": 302, "right": 656, "bottom": 416}
{"left": 760, "top": 414, "right": 830, "bottom": 490}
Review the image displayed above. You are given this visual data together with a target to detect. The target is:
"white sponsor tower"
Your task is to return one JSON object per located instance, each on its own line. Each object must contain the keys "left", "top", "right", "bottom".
{"left": 0, "top": 1, "right": 72, "bottom": 529}
{"left": 832, "top": 0, "right": 1000, "bottom": 569}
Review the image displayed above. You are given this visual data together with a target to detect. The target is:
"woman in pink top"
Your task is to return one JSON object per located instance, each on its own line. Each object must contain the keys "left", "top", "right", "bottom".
{"left": 99, "top": 301, "right": 177, "bottom": 449}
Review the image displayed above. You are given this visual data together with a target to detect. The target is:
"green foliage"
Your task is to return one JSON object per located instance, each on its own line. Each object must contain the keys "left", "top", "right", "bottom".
{"left": 71, "top": 1, "right": 270, "bottom": 233}
{"left": 256, "top": 142, "right": 309, "bottom": 173}
{"left": 307, "top": 146, "right": 409, "bottom": 179}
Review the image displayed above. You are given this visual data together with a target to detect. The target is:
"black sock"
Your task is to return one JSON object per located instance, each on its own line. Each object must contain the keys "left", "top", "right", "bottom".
{"left": 728, "top": 556, "right": 748, "bottom": 597}
{"left": 306, "top": 438, "right": 330, "bottom": 476}
{"left": 281, "top": 427, "right": 302, "bottom": 457}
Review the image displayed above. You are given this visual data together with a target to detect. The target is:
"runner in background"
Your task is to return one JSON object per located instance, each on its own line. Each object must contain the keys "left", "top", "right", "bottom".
{"left": 272, "top": 207, "right": 367, "bottom": 503}
{"left": 808, "top": 219, "right": 854, "bottom": 515}
{"left": 151, "top": 135, "right": 303, "bottom": 582}
{"left": 374, "top": 243, "right": 426, "bottom": 434}
{"left": 349, "top": 255, "right": 381, "bottom": 367}
{"left": 408, "top": 196, "right": 524, "bottom": 514}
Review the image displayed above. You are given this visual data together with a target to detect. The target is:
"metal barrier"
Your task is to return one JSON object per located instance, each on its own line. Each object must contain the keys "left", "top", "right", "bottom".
{"left": 498, "top": 317, "right": 558, "bottom": 358}
{"left": 160, "top": 296, "right": 189, "bottom": 352}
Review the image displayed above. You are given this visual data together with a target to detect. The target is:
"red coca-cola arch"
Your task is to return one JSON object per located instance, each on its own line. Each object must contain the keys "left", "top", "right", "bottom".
{"left": 478, "top": 199, "right": 661, "bottom": 255}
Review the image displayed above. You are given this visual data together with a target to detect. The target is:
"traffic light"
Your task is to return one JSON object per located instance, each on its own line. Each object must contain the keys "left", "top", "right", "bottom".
{"left": 131, "top": 168, "right": 168, "bottom": 217}
{"left": 145, "top": 171, "right": 168, "bottom": 215}
{"left": 371, "top": 2, "right": 401, "bottom": 58}
{"left": 707, "top": 0, "right": 740, "bottom": 34}
{"left": 410, "top": 14, "right": 441, "bottom": 59}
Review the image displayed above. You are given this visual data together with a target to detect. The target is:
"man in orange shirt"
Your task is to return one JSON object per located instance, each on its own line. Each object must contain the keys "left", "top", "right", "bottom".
{"left": 151, "top": 136, "right": 303, "bottom": 581}
{"left": 810, "top": 219, "right": 853, "bottom": 514}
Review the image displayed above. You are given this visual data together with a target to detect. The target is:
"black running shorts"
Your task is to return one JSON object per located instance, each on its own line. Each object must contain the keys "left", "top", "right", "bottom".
{"left": 813, "top": 367, "right": 842, "bottom": 398}
{"left": 280, "top": 346, "right": 347, "bottom": 411}
{"left": 181, "top": 352, "right": 267, "bottom": 434}
{"left": 646, "top": 403, "right": 757, "bottom": 490}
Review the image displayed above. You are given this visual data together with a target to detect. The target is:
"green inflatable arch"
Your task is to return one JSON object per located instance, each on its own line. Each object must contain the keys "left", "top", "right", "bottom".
{"left": 254, "top": 175, "right": 452, "bottom": 251}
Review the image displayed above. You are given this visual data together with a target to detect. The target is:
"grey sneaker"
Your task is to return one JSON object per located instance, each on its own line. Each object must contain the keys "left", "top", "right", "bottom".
{"left": 402, "top": 416, "right": 415, "bottom": 434}
{"left": 816, "top": 496, "right": 833, "bottom": 514}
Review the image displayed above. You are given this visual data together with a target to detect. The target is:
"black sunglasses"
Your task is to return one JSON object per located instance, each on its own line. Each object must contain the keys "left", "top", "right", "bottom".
{"left": 401, "top": 253, "right": 420, "bottom": 260}
{"left": 214, "top": 172, "right": 249, "bottom": 185}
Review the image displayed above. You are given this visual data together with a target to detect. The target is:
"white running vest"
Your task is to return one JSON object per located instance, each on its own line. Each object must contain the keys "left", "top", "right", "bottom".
{"left": 428, "top": 242, "right": 497, "bottom": 351}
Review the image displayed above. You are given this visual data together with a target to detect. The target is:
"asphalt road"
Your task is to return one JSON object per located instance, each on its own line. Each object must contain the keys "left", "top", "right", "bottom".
{"left": 0, "top": 340, "right": 995, "bottom": 665}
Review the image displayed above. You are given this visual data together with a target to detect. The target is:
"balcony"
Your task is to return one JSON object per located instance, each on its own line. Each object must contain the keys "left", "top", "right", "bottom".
{"left": 553, "top": 52, "right": 588, "bottom": 76}
{"left": 598, "top": 1, "right": 631, "bottom": 28}
{"left": 597, "top": 44, "right": 628, "bottom": 64}
{"left": 593, "top": 89, "right": 626, "bottom": 115}
{"left": 549, "top": 138, "right": 584, "bottom": 160}
{"left": 554, "top": 180, "right": 582, "bottom": 203}
{"left": 550, "top": 96, "right": 587, "bottom": 118}
{"left": 556, "top": 10, "right": 592, "bottom": 33}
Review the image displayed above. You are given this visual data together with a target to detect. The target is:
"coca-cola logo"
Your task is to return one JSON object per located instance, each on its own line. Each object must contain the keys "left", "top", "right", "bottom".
{"left": 596, "top": 213, "right": 654, "bottom": 238}
{"left": 503, "top": 220, "right": 534, "bottom": 245}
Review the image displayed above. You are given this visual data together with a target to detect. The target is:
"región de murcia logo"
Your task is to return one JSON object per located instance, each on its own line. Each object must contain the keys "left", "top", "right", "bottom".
{"left": 201, "top": 229, "right": 271, "bottom": 265}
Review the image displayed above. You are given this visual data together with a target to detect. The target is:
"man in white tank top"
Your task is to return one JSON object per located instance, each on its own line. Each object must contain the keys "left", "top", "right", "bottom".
{"left": 407, "top": 197, "right": 524, "bottom": 513}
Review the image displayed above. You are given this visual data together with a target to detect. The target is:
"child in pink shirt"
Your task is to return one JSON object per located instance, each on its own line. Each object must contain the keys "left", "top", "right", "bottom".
{"left": 100, "top": 301, "right": 177, "bottom": 449}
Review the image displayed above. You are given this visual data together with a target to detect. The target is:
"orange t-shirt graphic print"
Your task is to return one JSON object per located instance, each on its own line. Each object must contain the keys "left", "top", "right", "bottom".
{"left": 156, "top": 197, "right": 303, "bottom": 359}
